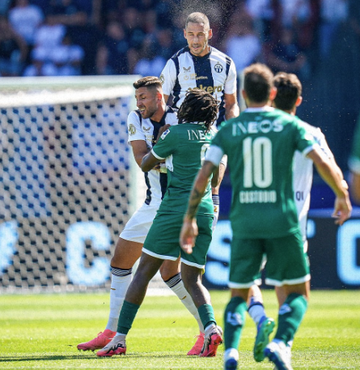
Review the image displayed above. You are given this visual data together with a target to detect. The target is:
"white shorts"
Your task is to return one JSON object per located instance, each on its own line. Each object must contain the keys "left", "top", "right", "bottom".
{"left": 119, "top": 201, "right": 160, "bottom": 243}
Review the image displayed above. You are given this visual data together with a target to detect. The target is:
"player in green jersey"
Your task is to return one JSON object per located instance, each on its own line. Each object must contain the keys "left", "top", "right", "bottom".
{"left": 349, "top": 113, "right": 360, "bottom": 204}
{"left": 180, "top": 63, "right": 352, "bottom": 370}
{"left": 247, "top": 71, "right": 349, "bottom": 366}
{"left": 97, "top": 88, "right": 223, "bottom": 358}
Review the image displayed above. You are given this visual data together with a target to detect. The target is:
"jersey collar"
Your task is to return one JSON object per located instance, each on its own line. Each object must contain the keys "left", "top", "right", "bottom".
{"left": 244, "top": 106, "right": 275, "bottom": 113}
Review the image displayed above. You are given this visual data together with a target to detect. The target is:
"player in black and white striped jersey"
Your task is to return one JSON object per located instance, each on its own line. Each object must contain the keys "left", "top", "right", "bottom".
{"left": 160, "top": 12, "right": 239, "bottom": 126}
{"left": 77, "top": 76, "right": 206, "bottom": 355}
{"left": 160, "top": 12, "right": 239, "bottom": 248}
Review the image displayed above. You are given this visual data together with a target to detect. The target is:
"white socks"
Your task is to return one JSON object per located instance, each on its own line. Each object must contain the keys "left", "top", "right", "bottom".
{"left": 248, "top": 304, "right": 266, "bottom": 325}
{"left": 224, "top": 348, "right": 239, "bottom": 362}
{"left": 248, "top": 292, "right": 266, "bottom": 325}
{"left": 165, "top": 273, "right": 204, "bottom": 333}
{"left": 204, "top": 323, "right": 216, "bottom": 337}
{"left": 105, "top": 267, "right": 133, "bottom": 332}
{"left": 106, "top": 270, "right": 207, "bottom": 334}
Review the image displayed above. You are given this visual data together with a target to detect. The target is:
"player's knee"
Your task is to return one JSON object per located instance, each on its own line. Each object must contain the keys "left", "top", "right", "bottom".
{"left": 111, "top": 238, "right": 142, "bottom": 268}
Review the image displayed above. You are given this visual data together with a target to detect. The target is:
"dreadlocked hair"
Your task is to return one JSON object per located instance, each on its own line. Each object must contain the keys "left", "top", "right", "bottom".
{"left": 177, "top": 88, "right": 219, "bottom": 132}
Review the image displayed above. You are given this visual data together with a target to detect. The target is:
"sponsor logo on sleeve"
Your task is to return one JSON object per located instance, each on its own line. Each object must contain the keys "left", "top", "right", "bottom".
{"left": 161, "top": 129, "right": 170, "bottom": 140}
{"left": 128, "top": 124, "right": 136, "bottom": 135}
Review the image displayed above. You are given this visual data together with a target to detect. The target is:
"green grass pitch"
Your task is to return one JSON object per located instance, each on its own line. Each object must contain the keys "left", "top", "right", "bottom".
{"left": 1, "top": 290, "right": 359, "bottom": 369}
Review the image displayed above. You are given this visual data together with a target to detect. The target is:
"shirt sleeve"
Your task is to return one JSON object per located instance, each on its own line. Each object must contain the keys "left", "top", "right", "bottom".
{"left": 160, "top": 59, "right": 177, "bottom": 97}
{"left": 315, "top": 128, "right": 334, "bottom": 160}
{"left": 151, "top": 127, "right": 173, "bottom": 160}
{"left": 220, "top": 154, "right": 228, "bottom": 167}
{"left": 165, "top": 108, "right": 179, "bottom": 126}
{"left": 291, "top": 118, "right": 316, "bottom": 155}
{"left": 127, "top": 111, "right": 145, "bottom": 144}
{"left": 205, "top": 145, "right": 224, "bottom": 166}
{"left": 224, "top": 58, "right": 237, "bottom": 95}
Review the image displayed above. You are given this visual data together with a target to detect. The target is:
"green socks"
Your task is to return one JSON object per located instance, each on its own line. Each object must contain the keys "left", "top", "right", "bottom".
{"left": 275, "top": 293, "right": 308, "bottom": 344}
{"left": 224, "top": 296, "right": 247, "bottom": 350}
{"left": 117, "top": 300, "right": 140, "bottom": 335}
{"left": 198, "top": 303, "right": 216, "bottom": 330}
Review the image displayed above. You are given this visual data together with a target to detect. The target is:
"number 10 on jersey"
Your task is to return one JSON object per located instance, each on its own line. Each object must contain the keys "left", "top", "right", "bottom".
{"left": 243, "top": 136, "right": 273, "bottom": 188}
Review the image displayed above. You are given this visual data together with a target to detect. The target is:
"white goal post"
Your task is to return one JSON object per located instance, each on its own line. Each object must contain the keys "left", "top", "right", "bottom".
{"left": 0, "top": 75, "right": 167, "bottom": 294}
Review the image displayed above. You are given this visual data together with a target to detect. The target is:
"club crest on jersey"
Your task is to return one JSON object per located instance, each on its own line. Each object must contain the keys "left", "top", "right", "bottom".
{"left": 128, "top": 124, "right": 136, "bottom": 135}
{"left": 214, "top": 62, "right": 223, "bottom": 73}
{"left": 159, "top": 74, "right": 165, "bottom": 84}
{"left": 160, "top": 129, "right": 170, "bottom": 140}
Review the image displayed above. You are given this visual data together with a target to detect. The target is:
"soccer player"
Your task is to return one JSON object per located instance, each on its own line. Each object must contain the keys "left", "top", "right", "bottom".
{"left": 160, "top": 11, "right": 240, "bottom": 227}
{"left": 160, "top": 12, "right": 239, "bottom": 125}
{"left": 247, "top": 71, "right": 349, "bottom": 365}
{"left": 273, "top": 72, "right": 348, "bottom": 305}
{"left": 77, "top": 77, "right": 205, "bottom": 355}
{"left": 96, "top": 89, "right": 223, "bottom": 358}
{"left": 348, "top": 113, "right": 360, "bottom": 204}
{"left": 180, "top": 63, "right": 352, "bottom": 370}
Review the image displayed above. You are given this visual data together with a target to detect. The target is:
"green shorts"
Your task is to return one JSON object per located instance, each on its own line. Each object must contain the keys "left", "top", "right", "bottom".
{"left": 142, "top": 212, "right": 213, "bottom": 269}
{"left": 229, "top": 230, "right": 310, "bottom": 288}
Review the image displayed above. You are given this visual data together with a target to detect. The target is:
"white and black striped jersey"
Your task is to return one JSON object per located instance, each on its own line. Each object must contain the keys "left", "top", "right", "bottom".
{"left": 127, "top": 106, "right": 178, "bottom": 206}
{"left": 160, "top": 46, "right": 237, "bottom": 125}
{"left": 293, "top": 123, "right": 333, "bottom": 245}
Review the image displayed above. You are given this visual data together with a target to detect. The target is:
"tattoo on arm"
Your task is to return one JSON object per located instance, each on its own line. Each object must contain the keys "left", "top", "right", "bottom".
{"left": 187, "top": 188, "right": 203, "bottom": 219}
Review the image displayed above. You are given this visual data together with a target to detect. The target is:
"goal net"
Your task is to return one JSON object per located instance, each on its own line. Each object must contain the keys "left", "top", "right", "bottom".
{"left": 0, "top": 76, "right": 166, "bottom": 294}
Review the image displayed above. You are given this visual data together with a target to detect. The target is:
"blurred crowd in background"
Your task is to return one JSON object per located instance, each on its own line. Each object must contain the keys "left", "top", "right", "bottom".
{"left": 0, "top": 0, "right": 358, "bottom": 80}
{"left": 1, "top": 0, "right": 360, "bottom": 179}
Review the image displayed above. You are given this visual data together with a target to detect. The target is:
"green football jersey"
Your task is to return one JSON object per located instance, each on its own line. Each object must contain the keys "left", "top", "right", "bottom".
{"left": 152, "top": 122, "right": 214, "bottom": 215}
{"left": 211, "top": 107, "right": 316, "bottom": 238}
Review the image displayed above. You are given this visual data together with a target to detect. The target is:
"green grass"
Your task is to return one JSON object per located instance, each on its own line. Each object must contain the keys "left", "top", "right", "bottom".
{"left": 0, "top": 290, "right": 359, "bottom": 369}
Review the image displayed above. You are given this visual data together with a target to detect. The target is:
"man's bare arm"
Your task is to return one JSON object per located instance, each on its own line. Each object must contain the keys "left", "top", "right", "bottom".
{"left": 307, "top": 148, "right": 352, "bottom": 225}
{"left": 141, "top": 152, "right": 160, "bottom": 172}
{"left": 131, "top": 140, "right": 150, "bottom": 167}
{"left": 224, "top": 92, "right": 240, "bottom": 120}
{"left": 211, "top": 161, "right": 226, "bottom": 191}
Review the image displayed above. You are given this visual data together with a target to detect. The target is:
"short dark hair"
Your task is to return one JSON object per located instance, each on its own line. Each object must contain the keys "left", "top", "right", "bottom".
{"left": 273, "top": 72, "right": 302, "bottom": 111}
{"left": 185, "top": 12, "right": 210, "bottom": 30}
{"left": 243, "top": 63, "right": 274, "bottom": 103}
{"left": 177, "top": 88, "right": 218, "bottom": 131}
{"left": 133, "top": 76, "right": 162, "bottom": 91}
